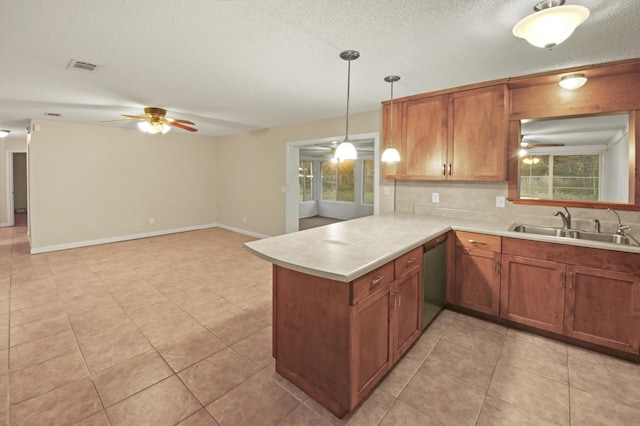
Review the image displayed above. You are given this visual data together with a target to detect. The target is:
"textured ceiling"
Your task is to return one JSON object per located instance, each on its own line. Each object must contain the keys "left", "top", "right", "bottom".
{"left": 1, "top": 0, "right": 638, "bottom": 138}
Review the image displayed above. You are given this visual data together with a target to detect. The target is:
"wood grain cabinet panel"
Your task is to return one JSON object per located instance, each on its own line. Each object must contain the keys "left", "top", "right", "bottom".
{"left": 500, "top": 255, "right": 566, "bottom": 334}
{"left": 449, "top": 85, "right": 509, "bottom": 181}
{"left": 454, "top": 232, "right": 501, "bottom": 316}
{"left": 565, "top": 266, "right": 640, "bottom": 353}
{"left": 391, "top": 268, "right": 423, "bottom": 362}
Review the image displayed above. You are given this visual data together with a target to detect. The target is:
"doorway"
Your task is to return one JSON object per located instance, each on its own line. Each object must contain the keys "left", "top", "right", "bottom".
{"left": 6, "top": 151, "right": 28, "bottom": 227}
{"left": 284, "top": 132, "right": 381, "bottom": 234}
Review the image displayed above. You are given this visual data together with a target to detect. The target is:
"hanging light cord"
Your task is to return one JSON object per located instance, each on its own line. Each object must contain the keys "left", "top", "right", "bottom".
{"left": 344, "top": 58, "right": 352, "bottom": 141}
{"left": 389, "top": 79, "right": 394, "bottom": 147}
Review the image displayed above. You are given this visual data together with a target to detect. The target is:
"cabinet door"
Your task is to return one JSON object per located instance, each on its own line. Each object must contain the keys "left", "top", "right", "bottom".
{"left": 391, "top": 268, "right": 423, "bottom": 363}
{"left": 402, "top": 95, "right": 449, "bottom": 179}
{"left": 500, "top": 255, "right": 565, "bottom": 334}
{"left": 449, "top": 85, "right": 508, "bottom": 181}
{"left": 565, "top": 266, "right": 640, "bottom": 354}
{"left": 381, "top": 102, "right": 403, "bottom": 179}
{"left": 454, "top": 246, "right": 500, "bottom": 315}
{"left": 350, "top": 284, "right": 392, "bottom": 408}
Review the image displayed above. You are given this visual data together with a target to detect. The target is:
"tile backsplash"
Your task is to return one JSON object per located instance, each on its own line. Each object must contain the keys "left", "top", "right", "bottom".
{"left": 393, "top": 180, "right": 640, "bottom": 235}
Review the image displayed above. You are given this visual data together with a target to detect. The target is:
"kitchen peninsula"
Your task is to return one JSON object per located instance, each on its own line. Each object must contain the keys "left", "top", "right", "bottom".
{"left": 245, "top": 212, "right": 640, "bottom": 417}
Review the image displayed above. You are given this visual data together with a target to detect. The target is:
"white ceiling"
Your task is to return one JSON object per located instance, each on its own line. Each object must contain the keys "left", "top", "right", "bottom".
{"left": 1, "top": 0, "right": 638, "bottom": 139}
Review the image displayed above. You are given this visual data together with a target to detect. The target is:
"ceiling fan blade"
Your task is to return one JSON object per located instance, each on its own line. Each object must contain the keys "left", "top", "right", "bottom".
{"left": 121, "top": 114, "right": 149, "bottom": 120}
{"left": 100, "top": 118, "right": 135, "bottom": 123}
{"left": 168, "top": 118, "right": 196, "bottom": 125}
{"left": 168, "top": 121, "right": 198, "bottom": 132}
{"left": 525, "top": 143, "right": 565, "bottom": 148}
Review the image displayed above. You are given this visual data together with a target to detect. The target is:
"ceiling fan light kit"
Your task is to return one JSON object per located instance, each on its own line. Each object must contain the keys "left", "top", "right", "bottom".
{"left": 334, "top": 50, "right": 360, "bottom": 161}
{"left": 513, "top": 0, "right": 590, "bottom": 49}
{"left": 101, "top": 107, "right": 197, "bottom": 133}
{"left": 381, "top": 75, "right": 401, "bottom": 163}
{"left": 559, "top": 73, "right": 587, "bottom": 90}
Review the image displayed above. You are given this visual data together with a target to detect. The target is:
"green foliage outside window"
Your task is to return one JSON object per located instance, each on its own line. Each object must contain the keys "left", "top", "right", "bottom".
{"left": 363, "top": 160, "right": 374, "bottom": 205}
{"left": 520, "top": 154, "right": 599, "bottom": 201}
{"left": 321, "top": 160, "right": 354, "bottom": 202}
{"left": 298, "top": 161, "right": 313, "bottom": 202}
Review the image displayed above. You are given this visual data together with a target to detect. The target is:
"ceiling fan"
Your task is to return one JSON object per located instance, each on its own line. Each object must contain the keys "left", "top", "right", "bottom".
{"left": 101, "top": 107, "right": 197, "bottom": 133}
{"left": 521, "top": 142, "right": 565, "bottom": 149}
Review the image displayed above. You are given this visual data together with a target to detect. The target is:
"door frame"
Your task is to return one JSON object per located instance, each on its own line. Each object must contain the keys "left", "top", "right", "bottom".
{"left": 5, "top": 150, "right": 27, "bottom": 227}
{"left": 284, "top": 131, "right": 381, "bottom": 234}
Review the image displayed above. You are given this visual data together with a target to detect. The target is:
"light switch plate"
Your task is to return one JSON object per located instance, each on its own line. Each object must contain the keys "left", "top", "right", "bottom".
{"left": 496, "top": 196, "right": 506, "bottom": 208}
{"left": 432, "top": 193, "right": 440, "bottom": 203}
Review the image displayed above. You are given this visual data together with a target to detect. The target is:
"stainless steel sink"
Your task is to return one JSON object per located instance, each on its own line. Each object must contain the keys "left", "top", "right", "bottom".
{"left": 508, "top": 224, "right": 639, "bottom": 246}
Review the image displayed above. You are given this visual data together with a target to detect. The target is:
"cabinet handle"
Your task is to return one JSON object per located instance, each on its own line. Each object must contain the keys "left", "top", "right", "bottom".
{"left": 406, "top": 257, "right": 416, "bottom": 265}
{"left": 442, "top": 164, "right": 446, "bottom": 176}
{"left": 370, "top": 276, "right": 384, "bottom": 286}
{"left": 397, "top": 291, "right": 401, "bottom": 307}
{"left": 560, "top": 271, "right": 565, "bottom": 287}
{"left": 448, "top": 163, "right": 452, "bottom": 176}
{"left": 495, "top": 260, "right": 500, "bottom": 275}
{"left": 569, "top": 272, "right": 573, "bottom": 289}
{"left": 468, "top": 240, "right": 487, "bottom": 245}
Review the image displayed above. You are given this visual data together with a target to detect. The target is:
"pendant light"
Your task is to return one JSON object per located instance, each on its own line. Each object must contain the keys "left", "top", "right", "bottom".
{"left": 381, "top": 75, "right": 401, "bottom": 163}
{"left": 0, "top": 130, "right": 10, "bottom": 138}
{"left": 513, "top": 0, "right": 589, "bottom": 49}
{"left": 334, "top": 50, "right": 360, "bottom": 161}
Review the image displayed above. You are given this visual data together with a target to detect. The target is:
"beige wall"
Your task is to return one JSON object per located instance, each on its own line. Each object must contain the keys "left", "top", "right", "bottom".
{"left": 0, "top": 137, "right": 28, "bottom": 225}
{"left": 28, "top": 120, "right": 218, "bottom": 251}
{"left": 215, "top": 110, "right": 382, "bottom": 236}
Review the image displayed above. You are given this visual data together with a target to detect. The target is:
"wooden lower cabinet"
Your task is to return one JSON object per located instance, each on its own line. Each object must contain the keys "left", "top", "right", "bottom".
{"left": 565, "top": 266, "right": 640, "bottom": 353}
{"left": 454, "top": 232, "right": 501, "bottom": 315}
{"left": 501, "top": 237, "right": 640, "bottom": 354}
{"left": 500, "top": 255, "right": 565, "bottom": 334}
{"left": 273, "top": 247, "right": 423, "bottom": 418}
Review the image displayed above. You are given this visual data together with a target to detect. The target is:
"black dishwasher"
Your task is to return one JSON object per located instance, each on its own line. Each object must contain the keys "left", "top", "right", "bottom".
{"left": 422, "top": 233, "right": 448, "bottom": 329}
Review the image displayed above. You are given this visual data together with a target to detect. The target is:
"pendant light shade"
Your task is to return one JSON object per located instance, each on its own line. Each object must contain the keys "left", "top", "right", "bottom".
{"left": 0, "top": 130, "right": 10, "bottom": 138}
{"left": 513, "top": 0, "right": 589, "bottom": 49}
{"left": 335, "top": 50, "right": 360, "bottom": 161}
{"left": 381, "top": 75, "right": 401, "bottom": 163}
{"left": 559, "top": 73, "right": 587, "bottom": 90}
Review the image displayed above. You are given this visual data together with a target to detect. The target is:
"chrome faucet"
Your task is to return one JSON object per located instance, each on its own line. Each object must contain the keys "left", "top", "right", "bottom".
{"left": 594, "top": 219, "right": 601, "bottom": 233}
{"left": 554, "top": 207, "right": 571, "bottom": 229}
{"left": 607, "top": 208, "right": 631, "bottom": 235}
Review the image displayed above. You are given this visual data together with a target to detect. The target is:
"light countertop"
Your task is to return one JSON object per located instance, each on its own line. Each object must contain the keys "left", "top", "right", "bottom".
{"left": 243, "top": 213, "right": 640, "bottom": 282}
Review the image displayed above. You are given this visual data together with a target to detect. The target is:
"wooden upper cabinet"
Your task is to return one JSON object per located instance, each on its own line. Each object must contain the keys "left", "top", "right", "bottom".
{"left": 381, "top": 85, "right": 508, "bottom": 181}
{"left": 402, "top": 95, "right": 449, "bottom": 179}
{"left": 448, "top": 85, "right": 509, "bottom": 181}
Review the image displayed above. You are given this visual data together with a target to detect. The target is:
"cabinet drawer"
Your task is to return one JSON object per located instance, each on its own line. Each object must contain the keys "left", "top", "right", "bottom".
{"left": 456, "top": 231, "right": 501, "bottom": 252}
{"left": 351, "top": 262, "right": 394, "bottom": 305}
{"left": 395, "top": 246, "right": 423, "bottom": 278}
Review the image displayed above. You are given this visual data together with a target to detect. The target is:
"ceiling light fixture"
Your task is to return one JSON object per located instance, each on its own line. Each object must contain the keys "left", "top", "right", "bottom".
{"left": 513, "top": 0, "right": 590, "bottom": 49}
{"left": 559, "top": 73, "right": 587, "bottom": 90}
{"left": 137, "top": 121, "right": 171, "bottom": 134}
{"left": 381, "top": 75, "right": 401, "bottom": 163}
{"left": 0, "top": 130, "right": 10, "bottom": 138}
{"left": 334, "top": 50, "right": 360, "bottom": 161}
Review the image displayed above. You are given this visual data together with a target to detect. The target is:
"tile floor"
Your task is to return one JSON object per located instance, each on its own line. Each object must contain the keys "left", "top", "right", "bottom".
{"left": 1, "top": 219, "right": 640, "bottom": 425}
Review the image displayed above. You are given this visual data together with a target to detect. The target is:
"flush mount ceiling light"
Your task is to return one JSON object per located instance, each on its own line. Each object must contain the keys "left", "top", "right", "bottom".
{"left": 334, "top": 50, "right": 360, "bottom": 161}
{"left": 513, "top": 0, "right": 590, "bottom": 49}
{"left": 0, "top": 130, "right": 10, "bottom": 138}
{"left": 559, "top": 73, "right": 587, "bottom": 89}
{"left": 381, "top": 75, "right": 401, "bottom": 163}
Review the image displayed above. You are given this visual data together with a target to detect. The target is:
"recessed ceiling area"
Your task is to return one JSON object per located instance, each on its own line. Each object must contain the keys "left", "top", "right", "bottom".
{"left": 1, "top": 1, "right": 638, "bottom": 138}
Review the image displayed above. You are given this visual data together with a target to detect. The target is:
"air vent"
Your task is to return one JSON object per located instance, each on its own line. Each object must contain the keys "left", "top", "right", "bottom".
{"left": 44, "top": 112, "right": 61, "bottom": 117}
{"left": 67, "top": 59, "right": 98, "bottom": 72}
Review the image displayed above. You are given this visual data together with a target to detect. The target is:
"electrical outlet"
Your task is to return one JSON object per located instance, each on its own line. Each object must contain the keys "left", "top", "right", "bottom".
{"left": 242, "top": 217, "right": 247, "bottom": 223}
{"left": 496, "top": 196, "right": 506, "bottom": 208}
{"left": 432, "top": 193, "right": 440, "bottom": 203}
{"left": 383, "top": 187, "right": 390, "bottom": 196}
{"left": 148, "top": 217, "right": 155, "bottom": 224}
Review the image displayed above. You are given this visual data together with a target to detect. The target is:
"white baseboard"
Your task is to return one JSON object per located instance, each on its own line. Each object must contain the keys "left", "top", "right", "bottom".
{"left": 30, "top": 223, "right": 219, "bottom": 254}
{"left": 0, "top": 223, "right": 9, "bottom": 228}
{"left": 215, "top": 224, "right": 270, "bottom": 240}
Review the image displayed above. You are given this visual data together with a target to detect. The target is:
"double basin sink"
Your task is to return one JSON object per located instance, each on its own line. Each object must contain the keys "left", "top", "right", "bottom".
{"left": 509, "top": 224, "right": 639, "bottom": 246}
